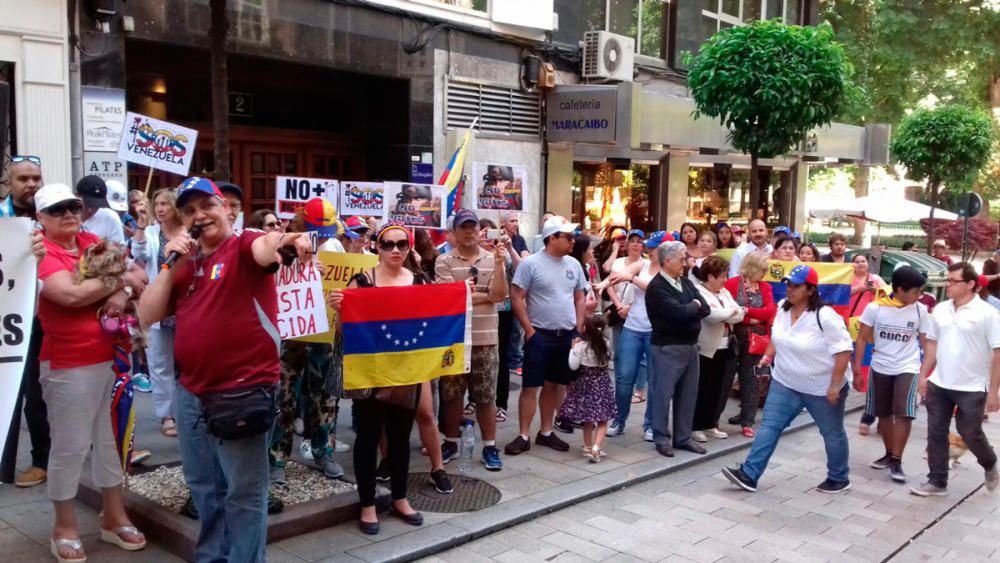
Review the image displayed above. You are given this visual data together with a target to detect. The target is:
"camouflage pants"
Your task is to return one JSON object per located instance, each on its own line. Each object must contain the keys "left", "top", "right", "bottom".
{"left": 269, "top": 341, "right": 338, "bottom": 467}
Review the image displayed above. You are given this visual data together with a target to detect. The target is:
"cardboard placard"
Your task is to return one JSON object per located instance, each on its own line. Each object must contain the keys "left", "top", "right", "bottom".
{"left": 294, "top": 251, "right": 379, "bottom": 343}
{"left": 275, "top": 176, "right": 339, "bottom": 221}
{"left": 275, "top": 258, "right": 330, "bottom": 340}
{"left": 116, "top": 112, "right": 199, "bottom": 176}
{"left": 472, "top": 162, "right": 526, "bottom": 211}
{"left": 384, "top": 182, "right": 446, "bottom": 229}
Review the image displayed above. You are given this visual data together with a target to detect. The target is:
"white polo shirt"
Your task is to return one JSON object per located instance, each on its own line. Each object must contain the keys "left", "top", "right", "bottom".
{"left": 926, "top": 296, "right": 1000, "bottom": 392}
{"left": 771, "top": 301, "right": 854, "bottom": 396}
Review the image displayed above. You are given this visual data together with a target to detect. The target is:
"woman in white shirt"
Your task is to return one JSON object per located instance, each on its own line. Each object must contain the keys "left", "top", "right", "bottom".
{"left": 691, "top": 256, "right": 745, "bottom": 443}
{"left": 722, "top": 265, "right": 854, "bottom": 494}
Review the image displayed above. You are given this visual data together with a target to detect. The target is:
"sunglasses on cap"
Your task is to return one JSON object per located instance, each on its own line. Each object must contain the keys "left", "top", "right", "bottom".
{"left": 378, "top": 239, "right": 411, "bottom": 252}
{"left": 11, "top": 155, "right": 41, "bottom": 166}
{"left": 42, "top": 200, "right": 84, "bottom": 216}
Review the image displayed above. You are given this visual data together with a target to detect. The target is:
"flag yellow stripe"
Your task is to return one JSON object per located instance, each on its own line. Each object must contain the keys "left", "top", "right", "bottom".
{"left": 343, "top": 344, "right": 467, "bottom": 389}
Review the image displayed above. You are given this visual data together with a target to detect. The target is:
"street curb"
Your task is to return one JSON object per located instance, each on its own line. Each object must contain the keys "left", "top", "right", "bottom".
{"left": 345, "top": 403, "right": 866, "bottom": 562}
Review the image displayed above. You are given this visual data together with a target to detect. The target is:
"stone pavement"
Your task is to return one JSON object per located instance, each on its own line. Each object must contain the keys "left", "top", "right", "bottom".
{"left": 424, "top": 408, "right": 1000, "bottom": 563}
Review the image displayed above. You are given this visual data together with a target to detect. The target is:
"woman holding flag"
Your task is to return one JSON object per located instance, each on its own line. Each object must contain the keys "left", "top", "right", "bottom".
{"left": 32, "top": 183, "right": 148, "bottom": 561}
{"left": 328, "top": 222, "right": 426, "bottom": 535}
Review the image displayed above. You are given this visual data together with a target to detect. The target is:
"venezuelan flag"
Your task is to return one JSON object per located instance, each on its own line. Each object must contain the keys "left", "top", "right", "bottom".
{"left": 764, "top": 261, "right": 853, "bottom": 318}
{"left": 341, "top": 282, "right": 471, "bottom": 389}
{"left": 439, "top": 126, "right": 473, "bottom": 217}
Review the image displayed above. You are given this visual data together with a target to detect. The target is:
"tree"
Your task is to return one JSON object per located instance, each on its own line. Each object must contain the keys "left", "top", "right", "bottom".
{"left": 209, "top": 0, "right": 230, "bottom": 182}
{"left": 890, "top": 105, "right": 995, "bottom": 253}
{"left": 687, "top": 20, "right": 851, "bottom": 219}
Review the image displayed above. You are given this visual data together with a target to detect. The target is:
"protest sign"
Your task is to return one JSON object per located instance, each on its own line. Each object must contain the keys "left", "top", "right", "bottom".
{"left": 294, "top": 251, "right": 378, "bottom": 343}
{"left": 339, "top": 182, "right": 386, "bottom": 222}
{"left": 276, "top": 258, "right": 330, "bottom": 340}
{"left": 384, "top": 182, "right": 446, "bottom": 229}
{"left": 0, "top": 219, "right": 37, "bottom": 472}
{"left": 116, "top": 112, "right": 198, "bottom": 176}
{"left": 472, "top": 162, "right": 526, "bottom": 211}
{"left": 275, "top": 176, "right": 339, "bottom": 221}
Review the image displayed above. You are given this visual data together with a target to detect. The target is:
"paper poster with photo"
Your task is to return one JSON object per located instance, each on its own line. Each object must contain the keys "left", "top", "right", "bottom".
{"left": 275, "top": 176, "right": 339, "bottom": 220}
{"left": 339, "top": 182, "right": 386, "bottom": 222}
{"left": 275, "top": 257, "right": 330, "bottom": 340}
{"left": 384, "top": 182, "right": 446, "bottom": 229}
{"left": 472, "top": 162, "right": 526, "bottom": 211}
{"left": 116, "top": 112, "right": 199, "bottom": 176}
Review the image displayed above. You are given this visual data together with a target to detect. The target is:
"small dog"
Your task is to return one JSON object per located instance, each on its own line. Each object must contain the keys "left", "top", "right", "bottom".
{"left": 75, "top": 240, "right": 128, "bottom": 290}
{"left": 922, "top": 433, "right": 969, "bottom": 468}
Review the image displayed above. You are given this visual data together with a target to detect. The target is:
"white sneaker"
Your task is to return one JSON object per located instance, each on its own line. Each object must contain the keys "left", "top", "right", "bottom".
{"left": 333, "top": 441, "right": 351, "bottom": 453}
{"left": 643, "top": 428, "right": 654, "bottom": 442}
{"left": 607, "top": 422, "right": 625, "bottom": 437}
{"left": 299, "top": 439, "right": 314, "bottom": 461}
{"left": 293, "top": 417, "right": 304, "bottom": 436}
{"left": 707, "top": 428, "right": 728, "bottom": 439}
{"left": 691, "top": 431, "right": 708, "bottom": 443}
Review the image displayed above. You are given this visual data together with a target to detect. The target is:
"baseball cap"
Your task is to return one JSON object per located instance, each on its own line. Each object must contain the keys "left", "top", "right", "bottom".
{"left": 540, "top": 216, "right": 578, "bottom": 240}
{"left": 302, "top": 197, "right": 340, "bottom": 238}
{"left": 933, "top": 239, "right": 947, "bottom": 248}
{"left": 215, "top": 181, "right": 244, "bottom": 200}
{"left": 176, "top": 176, "right": 225, "bottom": 208}
{"left": 643, "top": 230, "right": 675, "bottom": 249}
{"left": 626, "top": 229, "right": 645, "bottom": 240}
{"left": 344, "top": 216, "right": 369, "bottom": 240}
{"left": 978, "top": 275, "right": 989, "bottom": 289}
{"left": 783, "top": 264, "right": 819, "bottom": 286}
{"left": 106, "top": 180, "right": 128, "bottom": 212}
{"left": 75, "top": 175, "right": 109, "bottom": 209}
{"left": 452, "top": 209, "right": 480, "bottom": 230}
{"left": 609, "top": 226, "right": 628, "bottom": 240}
{"left": 773, "top": 225, "right": 791, "bottom": 236}
{"left": 34, "top": 183, "right": 81, "bottom": 214}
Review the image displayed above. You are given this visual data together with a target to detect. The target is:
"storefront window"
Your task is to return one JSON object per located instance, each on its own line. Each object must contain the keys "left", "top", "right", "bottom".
{"left": 688, "top": 165, "right": 783, "bottom": 227}
{"left": 553, "top": 0, "right": 666, "bottom": 59}
{"left": 572, "top": 162, "right": 654, "bottom": 233}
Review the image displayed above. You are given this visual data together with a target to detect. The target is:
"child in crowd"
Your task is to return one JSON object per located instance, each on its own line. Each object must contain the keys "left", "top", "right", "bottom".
{"left": 560, "top": 314, "right": 617, "bottom": 462}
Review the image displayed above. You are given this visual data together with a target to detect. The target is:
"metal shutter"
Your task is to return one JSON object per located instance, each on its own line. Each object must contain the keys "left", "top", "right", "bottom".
{"left": 445, "top": 77, "right": 541, "bottom": 138}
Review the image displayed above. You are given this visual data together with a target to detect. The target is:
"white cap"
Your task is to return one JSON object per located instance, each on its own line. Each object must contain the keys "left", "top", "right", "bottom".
{"left": 34, "top": 183, "right": 81, "bottom": 213}
{"left": 540, "top": 215, "right": 578, "bottom": 240}
{"left": 106, "top": 180, "right": 128, "bottom": 212}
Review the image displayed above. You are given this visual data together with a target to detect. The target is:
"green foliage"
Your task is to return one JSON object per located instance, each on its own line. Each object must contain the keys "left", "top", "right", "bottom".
{"left": 686, "top": 19, "right": 851, "bottom": 160}
{"left": 890, "top": 105, "right": 995, "bottom": 191}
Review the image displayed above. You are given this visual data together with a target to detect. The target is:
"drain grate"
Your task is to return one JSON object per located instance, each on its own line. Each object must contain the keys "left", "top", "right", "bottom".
{"left": 406, "top": 472, "right": 501, "bottom": 513}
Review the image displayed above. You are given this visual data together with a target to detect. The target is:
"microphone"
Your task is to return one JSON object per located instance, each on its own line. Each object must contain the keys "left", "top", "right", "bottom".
{"left": 162, "top": 224, "right": 204, "bottom": 270}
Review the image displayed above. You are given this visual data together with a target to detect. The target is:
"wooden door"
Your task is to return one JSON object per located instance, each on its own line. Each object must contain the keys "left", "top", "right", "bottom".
{"left": 243, "top": 145, "right": 301, "bottom": 212}
{"left": 306, "top": 149, "right": 363, "bottom": 181}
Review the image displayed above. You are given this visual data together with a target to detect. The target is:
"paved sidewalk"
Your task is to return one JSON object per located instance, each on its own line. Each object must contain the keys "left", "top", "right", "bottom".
{"left": 425, "top": 409, "right": 1000, "bottom": 563}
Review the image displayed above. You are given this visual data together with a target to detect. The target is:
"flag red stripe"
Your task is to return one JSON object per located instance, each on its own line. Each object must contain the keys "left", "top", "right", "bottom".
{"left": 341, "top": 281, "right": 467, "bottom": 323}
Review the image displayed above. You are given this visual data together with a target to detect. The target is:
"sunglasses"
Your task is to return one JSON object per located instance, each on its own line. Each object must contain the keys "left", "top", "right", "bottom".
{"left": 379, "top": 239, "right": 410, "bottom": 252}
{"left": 11, "top": 155, "right": 41, "bottom": 166}
{"left": 264, "top": 221, "right": 278, "bottom": 229}
{"left": 468, "top": 265, "right": 479, "bottom": 286}
{"left": 42, "top": 200, "right": 83, "bottom": 216}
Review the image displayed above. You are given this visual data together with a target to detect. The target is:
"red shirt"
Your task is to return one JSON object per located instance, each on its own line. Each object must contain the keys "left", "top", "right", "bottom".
{"left": 170, "top": 231, "right": 280, "bottom": 395}
{"left": 37, "top": 232, "right": 116, "bottom": 369}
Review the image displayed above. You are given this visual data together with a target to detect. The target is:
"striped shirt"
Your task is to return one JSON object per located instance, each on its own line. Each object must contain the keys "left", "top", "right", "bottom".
{"left": 435, "top": 246, "right": 502, "bottom": 346}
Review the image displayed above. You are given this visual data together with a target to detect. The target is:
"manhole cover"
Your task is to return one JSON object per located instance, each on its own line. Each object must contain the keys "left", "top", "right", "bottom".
{"left": 406, "top": 472, "right": 501, "bottom": 513}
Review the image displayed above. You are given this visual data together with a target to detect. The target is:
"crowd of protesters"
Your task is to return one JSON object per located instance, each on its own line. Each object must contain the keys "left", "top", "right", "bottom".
{"left": 4, "top": 155, "right": 1000, "bottom": 563}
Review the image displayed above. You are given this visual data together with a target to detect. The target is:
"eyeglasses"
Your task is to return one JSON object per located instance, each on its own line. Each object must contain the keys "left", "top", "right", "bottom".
{"left": 42, "top": 200, "right": 83, "bottom": 216}
{"left": 945, "top": 278, "right": 971, "bottom": 286}
{"left": 378, "top": 239, "right": 410, "bottom": 252}
{"left": 11, "top": 155, "right": 41, "bottom": 166}
{"left": 264, "top": 221, "right": 278, "bottom": 229}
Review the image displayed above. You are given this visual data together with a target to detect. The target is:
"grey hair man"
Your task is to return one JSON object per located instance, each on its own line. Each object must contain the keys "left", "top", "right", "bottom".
{"left": 645, "top": 240, "right": 711, "bottom": 457}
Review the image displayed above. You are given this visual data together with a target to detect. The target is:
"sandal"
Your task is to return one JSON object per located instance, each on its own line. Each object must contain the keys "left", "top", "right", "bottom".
{"left": 495, "top": 408, "right": 508, "bottom": 423}
{"left": 463, "top": 402, "right": 476, "bottom": 417}
{"left": 50, "top": 537, "right": 86, "bottom": 563}
{"left": 99, "top": 526, "right": 146, "bottom": 551}
{"left": 631, "top": 392, "right": 646, "bottom": 404}
{"left": 161, "top": 417, "right": 178, "bottom": 438}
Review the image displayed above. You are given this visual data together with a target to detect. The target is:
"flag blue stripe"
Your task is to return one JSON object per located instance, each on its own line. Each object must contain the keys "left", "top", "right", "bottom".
{"left": 770, "top": 283, "right": 851, "bottom": 305}
{"left": 342, "top": 314, "right": 466, "bottom": 355}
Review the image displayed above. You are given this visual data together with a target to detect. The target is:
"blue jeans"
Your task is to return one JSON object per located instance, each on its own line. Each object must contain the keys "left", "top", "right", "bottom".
{"left": 176, "top": 386, "right": 269, "bottom": 563}
{"left": 614, "top": 327, "right": 653, "bottom": 430}
{"left": 741, "top": 379, "right": 849, "bottom": 484}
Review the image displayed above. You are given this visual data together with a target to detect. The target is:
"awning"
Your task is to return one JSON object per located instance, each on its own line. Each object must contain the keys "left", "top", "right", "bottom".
{"left": 809, "top": 194, "right": 958, "bottom": 223}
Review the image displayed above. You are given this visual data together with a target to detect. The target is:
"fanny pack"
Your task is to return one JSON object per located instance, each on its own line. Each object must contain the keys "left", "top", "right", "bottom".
{"left": 199, "top": 384, "right": 277, "bottom": 440}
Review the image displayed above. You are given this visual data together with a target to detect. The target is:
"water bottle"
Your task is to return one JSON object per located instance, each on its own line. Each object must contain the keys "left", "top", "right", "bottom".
{"left": 459, "top": 420, "right": 475, "bottom": 474}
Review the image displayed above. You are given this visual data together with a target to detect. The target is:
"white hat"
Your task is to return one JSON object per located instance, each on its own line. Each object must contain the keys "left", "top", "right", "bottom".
{"left": 106, "top": 180, "right": 128, "bottom": 212}
{"left": 540, "top": 215, "right": 578, "bottom": 240}
{"left": 34, "top": 183, "right": 81, "bottom": 213}
{"left": 933, "top": 239, "right": 947, "bottom": 248}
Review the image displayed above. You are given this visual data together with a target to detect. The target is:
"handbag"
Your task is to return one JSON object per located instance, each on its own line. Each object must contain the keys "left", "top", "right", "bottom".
{"left": 747, "top": 330, "right": 770, "bottom": 356}
{"left": 198, "top": 384, "right": 277, "bottom": 440}
{"left": 603, "top": 304, "right": 625, "bottom": 328}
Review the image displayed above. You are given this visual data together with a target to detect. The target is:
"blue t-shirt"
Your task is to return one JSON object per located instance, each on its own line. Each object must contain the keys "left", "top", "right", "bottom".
{"left": 512, "top": 250, "right": 587, "bottom": 331}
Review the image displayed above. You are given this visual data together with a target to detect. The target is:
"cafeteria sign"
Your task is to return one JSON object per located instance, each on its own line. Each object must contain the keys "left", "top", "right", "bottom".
{"left": 116, "top": 112, "right": 198, "bottom": 176}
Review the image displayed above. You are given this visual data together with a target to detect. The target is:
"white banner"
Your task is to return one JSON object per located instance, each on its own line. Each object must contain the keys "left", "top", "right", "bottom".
{"left": 384, "top": 182, "right": 447, "bottom": 229}
{"left": 116, "top": 112, "right": 199, "bottom": 176}
{"left": 339, "top": 181, "right": 386, "bottom": 222}
{"left": 0, "top": 219, "right": 37, "bottom": 458}
{"left": 275, "top": 258, "right": 330, "bottom": 340}
{"left": 275, "top": 176, "right": 338, "bottom": 221}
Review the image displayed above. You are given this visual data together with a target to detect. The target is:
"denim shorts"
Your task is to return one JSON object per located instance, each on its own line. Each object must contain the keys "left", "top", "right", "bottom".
{"left": 522, "top": 328, "right": 576, "bottom": 388}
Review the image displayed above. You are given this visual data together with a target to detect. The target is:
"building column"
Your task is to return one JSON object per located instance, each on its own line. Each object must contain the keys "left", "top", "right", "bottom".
{"left": 656, "top": 151, "right": 689, "bottom": 231}
{"left": 545, "top": 143, "right": 574, "bottom": 222}
{"left": 791, "top": 160, "right": 809, "bottom": 233}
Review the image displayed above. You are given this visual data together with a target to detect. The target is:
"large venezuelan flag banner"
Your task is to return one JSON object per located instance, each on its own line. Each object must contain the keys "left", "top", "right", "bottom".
{"left": 341, "top": 281, "right": 472, "bottom": 389}
{"left": 763, "top": 261, "right": 853, "bottom": 318}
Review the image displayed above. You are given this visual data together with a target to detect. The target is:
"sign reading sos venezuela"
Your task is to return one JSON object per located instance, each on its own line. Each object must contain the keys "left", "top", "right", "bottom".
{"left": 116, "top": 112, "right": 199, "bottom": 176}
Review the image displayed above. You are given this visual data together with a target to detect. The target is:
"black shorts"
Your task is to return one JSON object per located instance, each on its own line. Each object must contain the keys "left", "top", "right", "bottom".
{"left": 866, "top": 370, "right": 919, "bottom": 419}
{"left": 522, "top": 328, "right": 576, "bottom": 388}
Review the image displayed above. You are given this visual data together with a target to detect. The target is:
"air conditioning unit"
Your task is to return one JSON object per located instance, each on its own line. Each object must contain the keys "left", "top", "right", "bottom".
{"left": 582, "top": 31, "right": 634, "bottom": 82}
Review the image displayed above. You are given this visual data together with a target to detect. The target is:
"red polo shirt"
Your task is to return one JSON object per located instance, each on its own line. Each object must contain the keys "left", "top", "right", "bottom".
{"left": 170, "top": 231, "right": 280, "bottom": 395}
{"left": 37, "top": 231, "right": 116, "bottom": 369}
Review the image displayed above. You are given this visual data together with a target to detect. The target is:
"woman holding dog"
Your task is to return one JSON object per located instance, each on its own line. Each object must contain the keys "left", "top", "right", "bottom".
{"left": 33, "top": 183, "right": 148, "bottom": 562}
